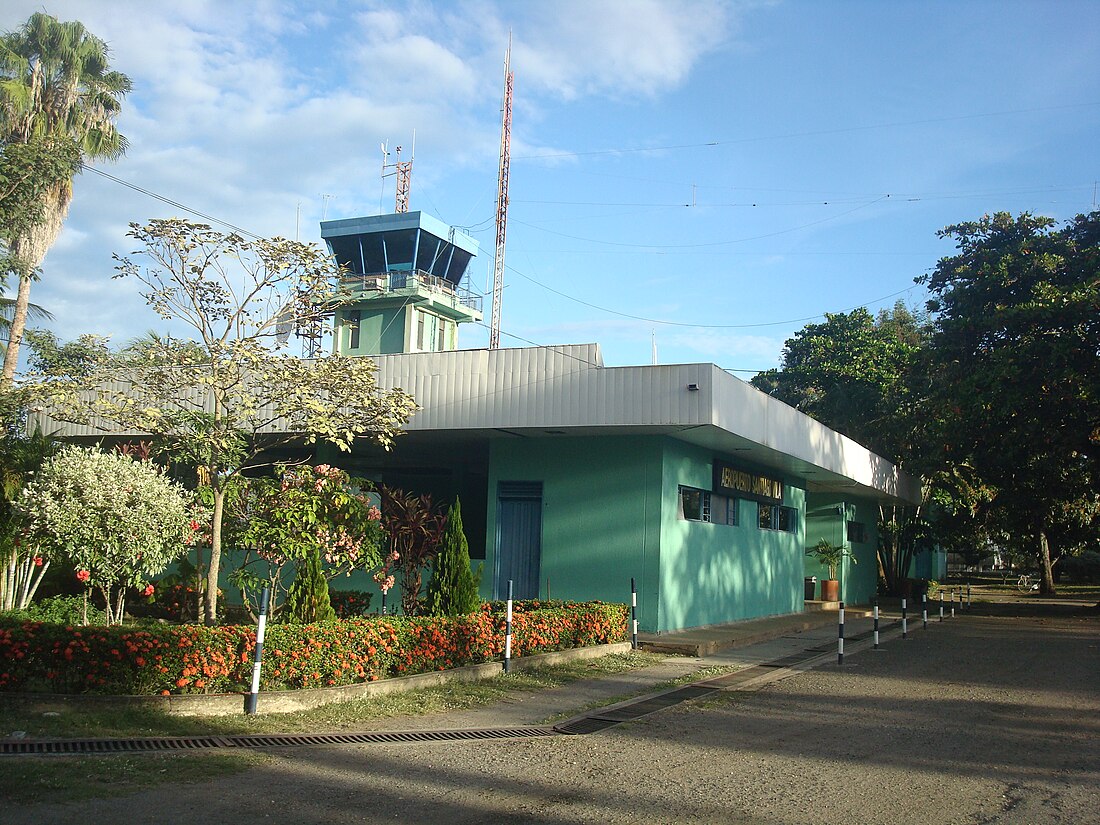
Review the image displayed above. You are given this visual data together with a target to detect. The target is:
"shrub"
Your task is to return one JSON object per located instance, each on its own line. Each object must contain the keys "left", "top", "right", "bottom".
{"left": 283, "top": 545, "right": 336, "bottom": 624}
{"left": 423, "top": 498, "right": 481, "bottom": 617}
{"left": 1061, "top": 551, "right": 1100, "bottom": 583}
{"left": 14, "top": 446, "right": 202, "bottom": 624}
{"left": 328, "top": 590, "right": 373, "bottom": 618}
{"left": 0, "top": 601, "right": 628, "bottom": 695}
{"left": 3, "top": 595, "right": 103, "bottom": 626}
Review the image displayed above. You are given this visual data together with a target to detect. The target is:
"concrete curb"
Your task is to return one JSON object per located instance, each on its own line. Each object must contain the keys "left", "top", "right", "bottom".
{"left": 638, "top": 608, "right": 874, "bottom": 657}
{"left": 2, "top": 641, "right": 634, "bottom": 717}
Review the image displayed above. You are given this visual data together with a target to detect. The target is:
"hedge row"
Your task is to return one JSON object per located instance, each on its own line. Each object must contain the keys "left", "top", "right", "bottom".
{"left": 0, "top": 601, "right": 627, "bottom": 696}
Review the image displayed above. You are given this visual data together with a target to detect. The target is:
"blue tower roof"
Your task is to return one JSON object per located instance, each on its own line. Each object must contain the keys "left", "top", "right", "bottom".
{"left": 320, "top": 211, "right": 479, "bottom": 286}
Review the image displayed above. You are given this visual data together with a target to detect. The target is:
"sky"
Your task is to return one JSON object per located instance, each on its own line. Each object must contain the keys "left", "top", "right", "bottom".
{"left": 3, "top": 0, "right": 1098, "bottom": 375}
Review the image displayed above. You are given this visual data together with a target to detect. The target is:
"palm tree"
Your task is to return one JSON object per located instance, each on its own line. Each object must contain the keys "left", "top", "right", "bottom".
{"left": 0, "top": 296, "right": 52, "bottom": 358}
{"left": 0, "top": 12, "right": 131, "bottom": 385}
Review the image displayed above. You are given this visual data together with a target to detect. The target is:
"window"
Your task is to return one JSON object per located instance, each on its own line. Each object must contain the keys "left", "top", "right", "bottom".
{"left": 417, "top": 311, "right": 426, "bottom": 350}
{"left": 679, "top": 487, "right": 738, "bottom": 525}
{"left": 715, "top": 494, "right": 738, "bottom": 525}
{"left": 758, "top": 503, "right": 796, "bottom": 532}
{"left": 347, "top": 310, "right": 361, "bottom": 350}
{"left": 847, "top": 520, "right": 867, "bottom": 543}
{"left": 680, "top": 486, "right": 709, "bottom": 522}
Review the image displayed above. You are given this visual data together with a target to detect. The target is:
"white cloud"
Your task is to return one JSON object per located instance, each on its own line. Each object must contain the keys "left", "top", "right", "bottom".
{"left": 515, "top": 0, "right": 732, "bottom": 100}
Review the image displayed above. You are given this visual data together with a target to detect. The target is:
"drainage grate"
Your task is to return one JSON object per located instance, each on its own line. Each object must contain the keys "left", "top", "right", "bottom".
{"left": 554, "top": 718, "right": 620, "bottom": 736}
{"left": 0, "top": 726, "right": 558, "bottom": 756}
{"left": 588, "top": 684, "right": 719, "bottom": 723}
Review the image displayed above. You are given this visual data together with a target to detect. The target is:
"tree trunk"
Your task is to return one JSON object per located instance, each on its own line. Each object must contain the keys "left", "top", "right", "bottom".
{"left": 1038, "top": 528, "right": 1056, "bottom": 596}
{"left": 0, "top": 272, "right": 34, "bottom": 384}
{"left": 1, "top": 182, "right": 70, "bottom": 385}
{"left": 204, "top": 486, "right": 224, "bottom": 625}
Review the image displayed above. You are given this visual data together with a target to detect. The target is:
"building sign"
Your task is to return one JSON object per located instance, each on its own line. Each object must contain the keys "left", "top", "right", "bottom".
{"left": 713, "top": 461, "right": 783, "bottom": 504}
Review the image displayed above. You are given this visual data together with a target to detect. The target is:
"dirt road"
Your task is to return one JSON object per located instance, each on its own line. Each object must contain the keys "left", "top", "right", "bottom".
{"left": 5, "top": 610, "right": 1098, "bottom": 824}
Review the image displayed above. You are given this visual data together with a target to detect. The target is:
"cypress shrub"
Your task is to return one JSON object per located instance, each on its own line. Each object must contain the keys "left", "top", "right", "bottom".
{"left": 283, "top": 545, "right": 336, "bottom": 624}
{"left": 424, "top": 498, "right": 482, "bottom": 616}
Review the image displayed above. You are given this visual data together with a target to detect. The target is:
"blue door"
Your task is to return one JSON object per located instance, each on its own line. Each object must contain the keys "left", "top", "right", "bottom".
{"left": 496, "top": 482, "right": 543, "bottom": 600}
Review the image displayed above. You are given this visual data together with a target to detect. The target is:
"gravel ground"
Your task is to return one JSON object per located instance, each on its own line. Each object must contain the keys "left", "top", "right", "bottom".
{"left": 5, "top": 610, "right": 1098, "bottom": 825}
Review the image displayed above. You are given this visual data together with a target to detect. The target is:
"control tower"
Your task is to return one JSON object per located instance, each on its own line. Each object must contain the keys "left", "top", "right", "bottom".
{"left": 321, "top": 211, "right": 482, "bottom": 356}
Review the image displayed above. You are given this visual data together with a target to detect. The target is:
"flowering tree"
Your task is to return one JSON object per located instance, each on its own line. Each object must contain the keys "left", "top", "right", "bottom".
{"left": 226, "top": 464, "right": 384, "bottom": 620}
{"left": 15, "top": 446, "right": 200, "bottom": 624}
{"left": 27, "top": 219, "right": 418, "bottom": 624}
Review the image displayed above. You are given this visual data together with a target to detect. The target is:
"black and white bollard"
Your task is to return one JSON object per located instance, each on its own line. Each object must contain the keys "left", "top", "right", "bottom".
{"left": 966, "top": 584, "right": 971, "bottom": 610}
{"left": 922, "top": 593, "right": 928, "bottom": 629}
{"left": 902, "top": 597, "right": 908, "bottom": 639}
{"left": 951, "top": 590, "right": 956, "bottom": 619}
{"left": 503, "top": 579, "right": 514, "bottom": 674}
{"left": 630, "top": 577, "right": 639, "bottom": 650}
{"left": 838, "top": 601, "right": 845, "bottom": 665}
{"left": 939, "top": 591, "right": 944, "bottom": 622}
{"left": 244, "top": 585, "right": 271, "bottom": 715}
{"left": 873, "top": 601, "right": 880, "bottom": 650}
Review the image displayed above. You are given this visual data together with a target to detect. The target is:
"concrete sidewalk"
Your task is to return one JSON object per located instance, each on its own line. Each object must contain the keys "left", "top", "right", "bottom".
{"left": 636, "top": 604, "right": 872, "bottom": 657}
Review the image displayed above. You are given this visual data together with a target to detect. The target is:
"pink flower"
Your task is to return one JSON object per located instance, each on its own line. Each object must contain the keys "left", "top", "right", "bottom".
{"left": 33, "top": 556, "right": 44, "bottom": 567}
{"left": 143, "top": 584, "right": 155, "bottom": 597}
{"left": 76, "top": 570, "right": 91, "bottom": 583}
{"left": 367, "top": 506, "right": 382, "bottom": 522}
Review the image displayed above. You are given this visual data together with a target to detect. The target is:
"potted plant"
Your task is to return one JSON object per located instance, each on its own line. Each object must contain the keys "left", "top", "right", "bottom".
{"left": 806, "top": 539, "right": 854, "bottom": 602}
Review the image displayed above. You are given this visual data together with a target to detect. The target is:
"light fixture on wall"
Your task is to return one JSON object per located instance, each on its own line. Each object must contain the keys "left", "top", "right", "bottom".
{"left": 686, "top": 383, "right": 700, "bottom": 392}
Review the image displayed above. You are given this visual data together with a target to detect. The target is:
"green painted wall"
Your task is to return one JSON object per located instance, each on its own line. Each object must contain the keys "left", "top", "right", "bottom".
{"left": 486, "top": 436, "right": 663, "bottom": 630}
{"left": 335, "top": 305, "right": 409, "bottom": 356}
{"left": 805, "top": 494, "right": 880, "bottom": 604}
{"left": 657, "top": 441, "right": 805, "bottom": 631}
{"left": 486, "top": 435, "right": 814, "bottom": 633}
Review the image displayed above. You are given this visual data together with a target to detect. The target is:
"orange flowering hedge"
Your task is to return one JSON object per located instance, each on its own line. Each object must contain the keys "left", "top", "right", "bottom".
{"left": 0, "top": 600, "right": 626, "bottom": 696}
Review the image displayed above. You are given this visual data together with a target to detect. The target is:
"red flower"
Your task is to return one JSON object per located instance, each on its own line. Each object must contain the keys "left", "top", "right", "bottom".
{"left": 33, "top": 556, "right": 44, "bottom": 567}
{"left": 143, "top": 584, "right": 155, "bottom": 597}
{"left": 76, "top": 569, "right": 91, "bottom": 583}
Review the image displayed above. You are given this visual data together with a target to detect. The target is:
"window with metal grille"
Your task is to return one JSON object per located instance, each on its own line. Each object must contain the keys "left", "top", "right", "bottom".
{"left": 758, "top": 503, "right": 796, "bottom": 532}
{"left": 679, "top": 486, "right": 738, "bottom": 525}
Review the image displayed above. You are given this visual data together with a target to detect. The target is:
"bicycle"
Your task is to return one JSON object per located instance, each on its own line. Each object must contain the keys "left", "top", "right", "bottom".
{"left": 1016, "top": 574, "right": 1040, "bottom": 593}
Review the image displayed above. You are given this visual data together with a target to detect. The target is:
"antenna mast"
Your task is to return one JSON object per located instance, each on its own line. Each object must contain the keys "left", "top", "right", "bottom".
{"left": 381, "top": 135, "right": 415, "bottom": 213}
{"left": 489, "top": 37, "right": 513, "bottom": 349}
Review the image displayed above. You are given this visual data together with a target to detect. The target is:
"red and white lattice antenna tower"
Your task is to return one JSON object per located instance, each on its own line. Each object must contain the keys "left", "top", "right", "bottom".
{"left": 381, "top": 133, "right": 415, "bottom": 213}
{"left": 489, "top": 37, "right": 513, "bottom": 349}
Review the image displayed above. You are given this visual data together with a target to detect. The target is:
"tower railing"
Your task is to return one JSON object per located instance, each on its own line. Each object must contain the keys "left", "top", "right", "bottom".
{"left": 340, "top": 270, "right": 482, "bottom": 313}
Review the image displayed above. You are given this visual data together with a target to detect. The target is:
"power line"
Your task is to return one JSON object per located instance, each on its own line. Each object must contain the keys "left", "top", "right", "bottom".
{"left": 514, "top": 195, "right": 891, "bottom": 249}
{"left": 512, "top": 102, "right": 1100, "bottom": 162}
{"left": 84, "top": 166, "right": 263, "bottom": 239}
{"left": 505, "top": 260, "right": 918, "bottom": 329}
{"left": 512, "top": 183, "right": 1096, "bottom": 209}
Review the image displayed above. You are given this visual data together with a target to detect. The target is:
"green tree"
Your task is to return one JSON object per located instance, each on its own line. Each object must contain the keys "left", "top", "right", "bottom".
{"left": 15, "top": 446, "right": 199, "bottom": 624}
{"left": 919, "top": 211, "right": 1100, "bottom": 594}
{"left": 750, "top": 304, "right": 923, "bottom": 462}
{"left": 751, "top": 303, "right": 931, "bottom": 595}
{"left": 283, "top": 544, "right": 337, "bottom": 624}
{"left": 28, "top": 220, "right": 417, "bottom": 624}
{"left": 424, "top": 498, "right": 482, "bottom": 616}
{"left": 0, "top": 12, "right": 131, "bottom": 385}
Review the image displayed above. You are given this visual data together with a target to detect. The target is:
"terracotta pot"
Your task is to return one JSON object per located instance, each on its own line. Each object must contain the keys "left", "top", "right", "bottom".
{"left": 820, "top": 579, "right": 840, "bottom": 601}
